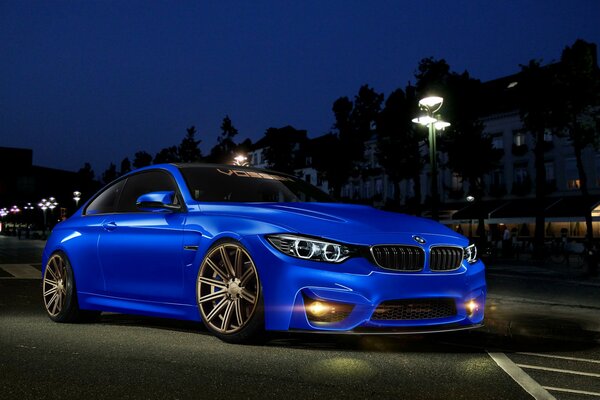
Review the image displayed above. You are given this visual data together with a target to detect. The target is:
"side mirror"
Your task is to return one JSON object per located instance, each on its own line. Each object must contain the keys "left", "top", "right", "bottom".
{"left": 136, "top": 191, "right": 181, "bottom": 211}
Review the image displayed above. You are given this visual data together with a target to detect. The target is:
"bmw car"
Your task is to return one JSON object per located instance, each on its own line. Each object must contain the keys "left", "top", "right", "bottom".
{"left": 41, "top": 163, "right": 486, "bottom": 343}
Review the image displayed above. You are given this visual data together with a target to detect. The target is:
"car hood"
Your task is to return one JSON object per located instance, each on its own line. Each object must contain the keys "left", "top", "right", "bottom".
{"left": 196, "top": 202, "right": 466, "bottom": 246}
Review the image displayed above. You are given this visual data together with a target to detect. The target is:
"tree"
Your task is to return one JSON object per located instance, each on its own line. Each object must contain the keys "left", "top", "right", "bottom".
{"left": 209, "top": 115, "right": 239, "bottom": 163}
{"left": 76, "top": 162, "right": 100, "bottom": 201}
{"left": 327, "top": 85, "right": 384, "bottom": 198}
{"left": 310, "top": 133, "right": 343, "bottom": 195}
{"left": 555, "top": 39, "right": 600, "bottom": 274}
{"left": 77, "top": 162, "right": 95, "bottom": 183}
{"left": 376, "top": 88, "right": 425, "bottom": 210}
{"left": 518, "top": 59, "right": 557, "bottom": 258}
{"left": 133, "top": 151, "right": 153, "bottom": 169}
{"left": 262, "top": 126, "right": 306, "bottom": 174}
{"left": 178, "top": 126, "right": 202, "bottom": 163}
{"left": 154, "top": 146, "right": 181, "bottom": 164}
{"left": 120, "top": 157, "right": 131, "bottom": 176}
{"left": 101, "top": 163, "right": 118, "bottom": 184}
{"left": 414, "top": 58, "right": 501, "bottom": 231}
{"left": 329, "top": 96, "right": 355, "bottom": 197}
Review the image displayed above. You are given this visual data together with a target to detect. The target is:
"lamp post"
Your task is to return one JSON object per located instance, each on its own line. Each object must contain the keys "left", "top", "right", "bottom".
{"left": 412, "top": 96, "right": 450, "bottom": 221}
{"left": 466, "top": 195, "right": 475, "bottom": 240}
{"left": 48, "top": 197, "right": 58, "bottom": 225}
{"left": 38, "top": 199, "right": 50, "bottom": 233}
{"left": 73, "top": 191, "right": 81, "bottom": 207}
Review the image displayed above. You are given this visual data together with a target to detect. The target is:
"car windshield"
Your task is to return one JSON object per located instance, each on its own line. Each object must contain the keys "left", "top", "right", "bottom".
{"left": 179, "top": 166, "right": 334, "bottom": 203}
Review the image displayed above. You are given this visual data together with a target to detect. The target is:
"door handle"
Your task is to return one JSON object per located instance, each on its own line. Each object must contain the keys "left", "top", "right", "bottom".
{"left": 102, "top": 221, "right": 117, "bottom": 231}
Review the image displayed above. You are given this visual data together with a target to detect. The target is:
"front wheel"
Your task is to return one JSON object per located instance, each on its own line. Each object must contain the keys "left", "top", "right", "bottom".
{"left": 197, "top": 241, "right": 265, "bottom": 344}
{"left": 42, "top": 251, "right": 101, "bottom": 323}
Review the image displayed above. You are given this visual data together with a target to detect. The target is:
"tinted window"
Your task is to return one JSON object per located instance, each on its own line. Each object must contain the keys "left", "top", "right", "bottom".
{"left": 85, "top": 180, "right": 126, "bottom": 215}
{"left": 117, "top": 170, "right": 178, "bottom": 213}
{"left": 179, "top": 166, "right": 333, "bottom": 203}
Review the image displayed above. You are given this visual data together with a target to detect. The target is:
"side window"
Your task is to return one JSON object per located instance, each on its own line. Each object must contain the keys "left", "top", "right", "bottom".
{"left": 85, "top": 180, "right": 126, "bottom": 215}
{"left": 117, "top": 170, "right": 178, "bottom": 213}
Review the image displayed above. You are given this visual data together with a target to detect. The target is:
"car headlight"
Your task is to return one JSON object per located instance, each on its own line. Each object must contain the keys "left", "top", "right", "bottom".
{"left": 464, "top": 244, "right": 478, "bottom": 264}
{"left": 266, "top": 234, "right": 355, "bottom": 263}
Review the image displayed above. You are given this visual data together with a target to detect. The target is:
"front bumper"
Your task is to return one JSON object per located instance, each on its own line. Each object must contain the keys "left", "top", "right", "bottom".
{"left": 243, "top": 235, "right": 487, "bottom": 333}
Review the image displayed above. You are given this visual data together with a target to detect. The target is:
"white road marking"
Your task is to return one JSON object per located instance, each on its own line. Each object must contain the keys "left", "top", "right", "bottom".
{"left": 487, "top": 352, "right": 556, "bottom": 400}
{"left": 544, "top": 386, "right": 600, "bottom": 397}
{"left": 517, "top": 352, "right": 600, "bottom": 364}
{"left": 0, "top": 264, "right": 41, "bottom": 279}
{"left": 517, "top": 364, "right": 600, "bottom": 378}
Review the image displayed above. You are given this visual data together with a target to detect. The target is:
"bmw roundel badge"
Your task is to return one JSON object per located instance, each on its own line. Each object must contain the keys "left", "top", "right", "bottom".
{"left": 412, "top": 235, "right": 426, "bottom": 244}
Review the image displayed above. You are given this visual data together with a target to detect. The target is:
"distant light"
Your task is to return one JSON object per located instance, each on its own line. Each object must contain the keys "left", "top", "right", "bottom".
{"left": 232, "top": 154, "right": 248, "bottom": 166}
{"left": 507, "top": 81, "right": 518, "bottom": 88}
{"left": 419, "top": 96, "right": 444, "bottom": 109}
{"left": 466, "top": 195, "right": 475, "bottom": 202}
{"left": 411, "top": 116, "right": 438, "bottom": 126}
{"left": 433, "top": 121, "right": 451, "bottom": 130}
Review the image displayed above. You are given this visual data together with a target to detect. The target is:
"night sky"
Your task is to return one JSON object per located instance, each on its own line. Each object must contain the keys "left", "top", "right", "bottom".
{"left": 2, "top": 0, "right": 600, "bottom": 174}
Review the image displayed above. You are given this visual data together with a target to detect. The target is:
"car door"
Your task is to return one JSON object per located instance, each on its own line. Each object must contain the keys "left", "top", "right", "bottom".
{"left": 74, "top": 178, "right": 127, "bottom": 295}
{"left": 97, "top": 169, "right": 186, "bottom": 303}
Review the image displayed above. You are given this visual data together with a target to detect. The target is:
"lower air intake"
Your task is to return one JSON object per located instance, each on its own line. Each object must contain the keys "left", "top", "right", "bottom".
{"left": 371, "top": 298, "right": 457, "bottom": 321}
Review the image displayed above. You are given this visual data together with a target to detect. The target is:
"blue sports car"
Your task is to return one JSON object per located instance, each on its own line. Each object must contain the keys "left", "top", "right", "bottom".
{"left": 42, "top": 164, "right": 486, "bottom": 343}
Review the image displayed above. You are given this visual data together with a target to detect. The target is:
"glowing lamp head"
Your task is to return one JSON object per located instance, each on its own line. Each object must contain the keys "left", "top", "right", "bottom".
{"left": 411, "top": 116, "right": 438, "bottom": 126}
{"left": 419, "top": 96, "right": 444, "bottom": 110}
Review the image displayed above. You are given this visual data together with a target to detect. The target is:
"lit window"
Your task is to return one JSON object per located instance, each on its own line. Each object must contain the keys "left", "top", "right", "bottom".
{"left": 513, "top": 131, "right": 526, "bottom": 146}
{"left": 566, "top": 158, "right": 579, "bottom": 189}
{"left": 543, "top": 130, "right": 553, "bottom": 142}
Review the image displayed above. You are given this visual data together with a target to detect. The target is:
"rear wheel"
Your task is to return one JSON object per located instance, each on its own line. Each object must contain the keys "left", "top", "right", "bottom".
{"left": 197, "top": 241, "right": 265, "bottom": 344}
{"left": 43, "top": 252, "right": 101, "bottom": 323}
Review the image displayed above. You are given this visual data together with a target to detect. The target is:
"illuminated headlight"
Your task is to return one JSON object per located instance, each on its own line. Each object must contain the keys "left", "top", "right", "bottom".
{"left": 267, "top": 234, "right": 355, "bottom": 263}
{"left": 464, "top": 244, "right": 478, "bottom": 264}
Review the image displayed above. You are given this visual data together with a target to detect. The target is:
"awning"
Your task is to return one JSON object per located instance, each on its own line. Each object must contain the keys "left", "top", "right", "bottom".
{"left": 440, "top": 195, "right": 600, "bottom": 224}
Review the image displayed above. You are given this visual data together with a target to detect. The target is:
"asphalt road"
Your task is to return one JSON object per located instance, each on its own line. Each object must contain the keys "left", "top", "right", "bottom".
{"left": 1, "top": 236, "right": 599, "bottom": 399}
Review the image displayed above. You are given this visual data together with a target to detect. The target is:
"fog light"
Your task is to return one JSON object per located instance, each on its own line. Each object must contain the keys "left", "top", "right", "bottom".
{"left": 466, "top": 300, "right": 478, "bottom": 316}
{"left": 308, "top": 301, "right": 329, "bottom": 317}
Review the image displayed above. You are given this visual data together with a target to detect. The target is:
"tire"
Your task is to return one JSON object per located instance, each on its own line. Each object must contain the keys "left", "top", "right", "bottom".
{"left": 42, "top": 251, "right": 101, "bottom": 323}
{"left": 196, "top": 240, "right": 266, "bottom": 344}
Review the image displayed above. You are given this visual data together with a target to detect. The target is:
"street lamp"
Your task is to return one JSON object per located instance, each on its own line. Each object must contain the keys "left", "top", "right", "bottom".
{"left": 412, "top": 96, "right": 451, "bottom": 221}
{"left": 48, "top": 197, "right": 58, "bottom": 224}
{"left": 232, "top": 154, "right": 248, "bottom": 166}
{"left": 466, "top": 195, "right": 475, "bottom": 240}
{"left": 73, "top": 191, "right": 82, "bottom": 207}
{"left": 38, "top": 199, "right": 50, "bottom": 232}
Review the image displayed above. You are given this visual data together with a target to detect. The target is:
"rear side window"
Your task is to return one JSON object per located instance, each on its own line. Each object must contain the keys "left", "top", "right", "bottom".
{"left": 85, "top": 180, "right": 126, "bottom": 215}
{"left": 116, "top": 170, "right": 178, "bottom": 213}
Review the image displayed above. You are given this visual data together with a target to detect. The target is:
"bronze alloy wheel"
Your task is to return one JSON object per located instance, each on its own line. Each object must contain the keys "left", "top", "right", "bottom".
{"left": 43, "top": 254, "right": 68, "bottom": 317}
{"left": 197, "top": 243, "right": 260, "bottom": 335}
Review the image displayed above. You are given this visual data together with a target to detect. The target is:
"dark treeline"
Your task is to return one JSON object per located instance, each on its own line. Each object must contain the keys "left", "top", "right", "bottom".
{"left": 78, "top": 39, "right": 599, "bottom": 255}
